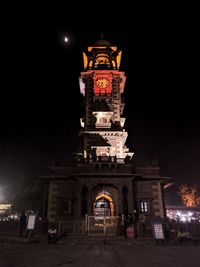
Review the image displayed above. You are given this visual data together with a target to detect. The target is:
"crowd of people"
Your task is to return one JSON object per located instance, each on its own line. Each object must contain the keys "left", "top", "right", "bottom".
{"left": 118, "top": 212, "right": 197, "bottom": 245}
{"left": 17, "top": 209, "right": 198, "bottom": 245}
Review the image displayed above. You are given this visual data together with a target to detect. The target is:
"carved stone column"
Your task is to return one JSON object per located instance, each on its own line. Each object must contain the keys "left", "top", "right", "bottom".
{"left": 118, "top": 183, "right": 123, "bottom": 214}
{"left": 87, "top": 183, "right": 92, "bottom": 215}
{"left": 127, "top": 179, "right": 134, "bottom": 214}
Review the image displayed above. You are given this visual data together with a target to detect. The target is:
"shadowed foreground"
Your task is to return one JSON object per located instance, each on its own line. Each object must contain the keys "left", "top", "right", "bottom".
{"left": 0, "top": 236, "right": 200, "bottom": 267}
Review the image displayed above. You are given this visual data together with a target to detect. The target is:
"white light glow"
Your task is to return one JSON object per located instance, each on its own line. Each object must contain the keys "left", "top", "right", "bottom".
{"left": 0, "top": 187, "right": 4, "bottom": 202}
{"left": 64, "top": 37, "right": 69, "bottom": 43}
{"left": 181, "top": 216, "right": 187, "bottom": 222}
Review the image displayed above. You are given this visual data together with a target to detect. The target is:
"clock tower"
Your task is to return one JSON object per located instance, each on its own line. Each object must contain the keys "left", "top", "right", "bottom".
{"left": 79, "top": 38, "right": 134, "bottom": 162}
{"left": 40, "top": 36, "right": 171, "bottom": 237}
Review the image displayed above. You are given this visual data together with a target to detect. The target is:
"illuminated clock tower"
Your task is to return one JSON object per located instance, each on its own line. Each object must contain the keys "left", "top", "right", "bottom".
{"left": 79, "top": 38, "right": 134, "bottom": 162}
{"left": 40, "top": 36, "right": 171, "bottom": 237}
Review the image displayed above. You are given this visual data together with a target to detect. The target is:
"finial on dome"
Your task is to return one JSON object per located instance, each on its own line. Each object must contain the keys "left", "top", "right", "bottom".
{"left": 94, "top": 33, "right": 111, "bottom": 46}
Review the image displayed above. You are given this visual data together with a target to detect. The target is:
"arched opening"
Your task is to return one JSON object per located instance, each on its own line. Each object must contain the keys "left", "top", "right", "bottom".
{"left": 99, "top": 117, "right": 108, "bottom": 124}
{"left": 93, "top": 191, "right": 115, "bottom": 217}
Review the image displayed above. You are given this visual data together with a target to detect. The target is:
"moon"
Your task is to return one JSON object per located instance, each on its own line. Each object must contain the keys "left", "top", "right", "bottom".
{"left": 64, "top": 36, "right": 69, "bottom": 43}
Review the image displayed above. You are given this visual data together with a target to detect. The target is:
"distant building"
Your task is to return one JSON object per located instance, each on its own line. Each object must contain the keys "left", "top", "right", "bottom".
{"left": 0, "top": 204, "right": 11, "bottom": 214}
{"left": 0, "top": 204, "right": 12, "bottom": 220}
{"left": 39, "top": 37, "right": 171, "bottom": 236}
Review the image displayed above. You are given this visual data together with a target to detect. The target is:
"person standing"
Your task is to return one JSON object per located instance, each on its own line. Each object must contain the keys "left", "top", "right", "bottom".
{"left": 19, "top": 211, "right": 27, "bottom": 237}
{"left": 139, "top": 212, "right": 147, "bottom": 233}
{"left": 119, "top": 214, "right": 127, "bottom": 240}
{"left": 48, "top": 224, "right": 58, "bottom": 244}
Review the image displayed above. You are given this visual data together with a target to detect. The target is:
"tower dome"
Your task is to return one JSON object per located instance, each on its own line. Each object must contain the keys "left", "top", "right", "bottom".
{"left": 94, "top": 39, "right": 111, "bottom": 46}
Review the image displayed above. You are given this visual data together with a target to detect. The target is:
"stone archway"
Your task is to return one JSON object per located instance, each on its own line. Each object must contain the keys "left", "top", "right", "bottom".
{"left": 93, "top": 190, "right": 115, "bottom": 217}
{"left": 86, "top": 186, "right": 119, "bottom": 234}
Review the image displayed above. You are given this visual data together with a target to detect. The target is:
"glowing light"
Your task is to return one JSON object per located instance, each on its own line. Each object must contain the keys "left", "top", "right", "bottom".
{"left": 0, "top": 187, "right": 4, "bottom": 202}
{"left": 64, "top": 37, "right": 69, "bottom": 43}
{"left": 181, "top": 216, "right": 187, "bottom": 222}
{"left": 0, "top": 204, "right": 11, "bottom": 209}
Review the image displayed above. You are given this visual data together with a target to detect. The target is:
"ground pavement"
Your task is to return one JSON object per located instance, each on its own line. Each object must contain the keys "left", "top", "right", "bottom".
{"left": 0, "top": 234, "right": 199, "bottom": 267}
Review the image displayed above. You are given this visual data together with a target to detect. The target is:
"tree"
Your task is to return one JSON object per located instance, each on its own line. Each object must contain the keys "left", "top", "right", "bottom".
{"left": 178, "top": 184, "right": 200, "bottom": 207}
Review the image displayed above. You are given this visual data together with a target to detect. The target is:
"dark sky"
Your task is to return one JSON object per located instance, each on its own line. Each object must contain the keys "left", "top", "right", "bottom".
{"left": 0, "top": 5, "right": 199, "bottom": 204}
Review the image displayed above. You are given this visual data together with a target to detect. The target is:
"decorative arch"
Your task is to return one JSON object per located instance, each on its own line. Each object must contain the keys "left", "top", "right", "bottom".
{"left": 93, "top": 190, "right": 115, "bottom": 217}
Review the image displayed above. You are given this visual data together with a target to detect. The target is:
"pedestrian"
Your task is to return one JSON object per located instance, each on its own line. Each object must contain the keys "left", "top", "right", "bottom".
{"left": 119, "top": 214, "right": 127, "bottom": 239}
{"left": 139, "top": 212, "right": 147, "bottom": 233}
{"left": 19, "top": 211, "right": 27, "bottom": 237}
{"left": 126, "top": 213, "right": 135, "bottom": 238}
{"left": 48, "top": 224, "right": 58, "bottom": 244}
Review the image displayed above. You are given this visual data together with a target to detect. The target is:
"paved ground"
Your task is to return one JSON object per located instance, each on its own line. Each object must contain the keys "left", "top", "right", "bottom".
{"left": 0, "top": 235, "right": 200, "bottom": 267}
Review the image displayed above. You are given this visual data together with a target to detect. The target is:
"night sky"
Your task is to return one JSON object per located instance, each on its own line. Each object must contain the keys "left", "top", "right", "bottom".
{"left": 0, "top": 5, "right": 199, "bottom": 204}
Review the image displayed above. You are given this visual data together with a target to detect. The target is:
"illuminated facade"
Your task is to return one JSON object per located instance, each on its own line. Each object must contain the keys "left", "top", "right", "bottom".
{"left": 39, "top": 38, "right": 171, "bottom": 236}
{"left": 79, "top": 39, "right": 133, "bottom": 163}
{"left": 0, "top": 204, "right": 11, "bottom": 215}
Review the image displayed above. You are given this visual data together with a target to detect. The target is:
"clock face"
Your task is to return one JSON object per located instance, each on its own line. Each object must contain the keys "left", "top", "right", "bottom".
{"left": 96, "top": 78, "right": 109, "bottom": 89}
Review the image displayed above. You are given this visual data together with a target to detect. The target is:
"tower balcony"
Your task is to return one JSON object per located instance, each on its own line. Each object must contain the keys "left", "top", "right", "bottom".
{"left": 95, "top": 122, "right": 111, "bottom": 128}
{"left": 77, "top": 157, "right": 132, "bottom": 174}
